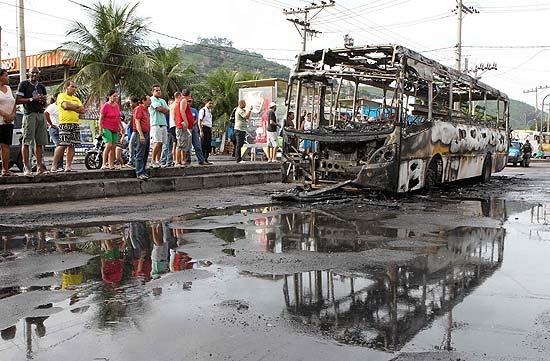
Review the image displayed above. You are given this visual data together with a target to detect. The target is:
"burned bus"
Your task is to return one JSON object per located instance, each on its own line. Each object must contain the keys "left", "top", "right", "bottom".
{"left": 282, "top": 45, "right": 509, "bottom": 192}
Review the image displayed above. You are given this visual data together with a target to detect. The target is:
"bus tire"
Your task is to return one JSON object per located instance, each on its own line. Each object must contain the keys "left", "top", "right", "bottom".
{"left": 425, "top": 157, "right": 442, "bottom": 191}
{"left": 481, "top": 155, "right": 492, "bottom": 183}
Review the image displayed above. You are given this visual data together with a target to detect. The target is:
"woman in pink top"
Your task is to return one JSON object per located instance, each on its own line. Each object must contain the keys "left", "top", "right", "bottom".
{"left": 99, "top": 90, "right": 122, "bottom": 170}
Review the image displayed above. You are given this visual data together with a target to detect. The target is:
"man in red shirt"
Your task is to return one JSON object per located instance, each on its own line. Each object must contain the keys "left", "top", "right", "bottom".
{"left": 175, "top": 89, "right": 192, "bottom": 166}
{"left": 134, "top": 95, "right": 151, "bottom": 179}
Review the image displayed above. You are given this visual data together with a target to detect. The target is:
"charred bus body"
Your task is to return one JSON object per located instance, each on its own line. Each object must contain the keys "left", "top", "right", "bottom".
{"left": 282, "top": 45, "right": 509, "bottom": 192}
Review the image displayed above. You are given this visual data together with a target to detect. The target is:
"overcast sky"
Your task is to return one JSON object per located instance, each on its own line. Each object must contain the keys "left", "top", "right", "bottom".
{"left": 1, "top": 0, "right": 550, "bottom": 106}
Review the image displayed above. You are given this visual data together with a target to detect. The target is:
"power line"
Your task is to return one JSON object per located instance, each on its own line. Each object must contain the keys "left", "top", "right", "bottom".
{"left": 282, "top": 0, "right": 335, "bottom": 51}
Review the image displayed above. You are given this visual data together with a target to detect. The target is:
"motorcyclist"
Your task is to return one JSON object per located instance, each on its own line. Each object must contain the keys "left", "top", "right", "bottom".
{"left": 522, "top": 140, "right": 533, "bottom": 167}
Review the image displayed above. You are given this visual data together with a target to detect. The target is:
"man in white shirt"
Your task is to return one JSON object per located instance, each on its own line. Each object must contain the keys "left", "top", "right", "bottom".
{"left": 44, "top": 93, "right": 63, "bottom": 170}
{"left": 199, "top": 98, "right": 214, "bottom": 164}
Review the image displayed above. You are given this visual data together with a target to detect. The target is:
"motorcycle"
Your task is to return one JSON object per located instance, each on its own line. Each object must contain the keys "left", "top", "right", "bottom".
{"left": 84, "top": 135, "right": 104, "bottom": 170}
{"left": 521, "top": 151, "right": 531, "bottom": 167}
{"left": 84, "top": 135, "right": 129, "bottom": 170}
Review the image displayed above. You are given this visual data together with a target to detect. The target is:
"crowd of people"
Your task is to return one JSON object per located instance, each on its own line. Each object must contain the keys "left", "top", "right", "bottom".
{"left": 0, "top": 67, "right": 230, "bottom": 180}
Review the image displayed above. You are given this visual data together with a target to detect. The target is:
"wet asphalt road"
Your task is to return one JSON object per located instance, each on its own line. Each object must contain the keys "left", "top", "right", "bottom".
{"left": 1, "top": 162, "right": 550, "bottom": 361}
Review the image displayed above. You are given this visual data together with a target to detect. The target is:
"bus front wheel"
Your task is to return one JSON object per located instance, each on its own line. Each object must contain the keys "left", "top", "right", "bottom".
{"left": 481, "top": 155, "right": 492, "bottom": 183}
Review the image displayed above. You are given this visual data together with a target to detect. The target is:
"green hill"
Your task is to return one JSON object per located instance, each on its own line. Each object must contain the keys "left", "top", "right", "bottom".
{"left": 180, "top": 37, "right": 291, "bottom": 79}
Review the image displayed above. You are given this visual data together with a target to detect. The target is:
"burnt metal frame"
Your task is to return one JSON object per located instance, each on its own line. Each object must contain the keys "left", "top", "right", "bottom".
{"left": 288, "top": 45, "right": 509, "bottom": 130}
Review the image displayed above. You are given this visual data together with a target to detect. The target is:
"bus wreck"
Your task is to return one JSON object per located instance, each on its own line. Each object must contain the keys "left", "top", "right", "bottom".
{"left": 282, "top": 45, "right": 509, "bottom": 193}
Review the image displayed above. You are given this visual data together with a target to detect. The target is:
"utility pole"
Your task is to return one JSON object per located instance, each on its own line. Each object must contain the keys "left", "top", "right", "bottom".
{"left": 523, "top": 85, "right": 550, "bottom": 131}
{"left": 18, "top": 0, "right": 27, "bottom": 81}
{"left": 455, "top": 0, "right": 479, "bottom": 72}
{"left": 283, "top": 0, "right": 335, "bottom": 52}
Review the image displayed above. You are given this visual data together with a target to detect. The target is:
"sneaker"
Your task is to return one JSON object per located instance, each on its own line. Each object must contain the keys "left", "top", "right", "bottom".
{"left": 137, "top": 174, "right": 148, "bottom": 180}
{"left": 237, "top": 160, "right": 246, "bottom": 164}
{"left": 206, "top": 161, "right": 214, "bottom": 165}
{"left": 151, "top": 161, "right": 160, "bottom": 169}
{"left": 160, "top": 163, "right": 168, "bottom": 168}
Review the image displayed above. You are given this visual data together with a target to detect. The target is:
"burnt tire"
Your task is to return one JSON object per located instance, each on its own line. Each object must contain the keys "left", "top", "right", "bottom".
{"left": 84, "top": 151, "right": 102, "bottom": 170}
{"left": 480, "top": 155, "right": 492, "bottom": 183}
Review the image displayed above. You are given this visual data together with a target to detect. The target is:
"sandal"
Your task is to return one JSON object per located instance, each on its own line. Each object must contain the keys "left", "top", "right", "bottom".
{"left": 35, "top": 170, "right": 50, "bottom": 176}
{"left": 1, "top": 171, "right": 18, "bottom": 177}
{"left": 23, "top": 170, "right": 33, "bottom": 177}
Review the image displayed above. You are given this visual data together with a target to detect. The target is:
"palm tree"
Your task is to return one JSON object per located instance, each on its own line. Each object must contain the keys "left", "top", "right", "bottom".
{"left": 206, "top": 69, "right": 260, "bottom": 129}
{"left": 150, "top": 44, "right": 195, "bottom": 98}
{"left": 58, "top": 1, "right": 152, "bottom": 101}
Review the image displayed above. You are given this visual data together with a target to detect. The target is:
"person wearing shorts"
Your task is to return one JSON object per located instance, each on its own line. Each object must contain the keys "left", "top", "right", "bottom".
{"left": 0, "top": 68, "right": 16, "bottom": 177}
{"left": 51, "top": 81, "right": 84, "bottom": 173}
{"left": 15, "top": 66, "right": 48, "bottom": 176}
{"left": 174, "top": 90, "right": 192, "bottom": 166}
{"left": 99, "top": 90, "right": 122, "bottom": 170}
{"left": 148, "top": 85, "right": 169, "bottom": 168}
{"left": 266, "top": 102, "right": 279, "bottom": 162}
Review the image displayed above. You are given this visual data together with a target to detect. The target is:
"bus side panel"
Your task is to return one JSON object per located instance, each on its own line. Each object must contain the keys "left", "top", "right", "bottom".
{"left": 398, "top": 125, "right": 433, "bottom": 192}
{"left": 399, "top": 121, "right": 507, "bottom": 190}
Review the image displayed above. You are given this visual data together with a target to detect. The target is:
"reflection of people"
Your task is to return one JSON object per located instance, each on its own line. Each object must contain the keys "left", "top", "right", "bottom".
{"left": 100, "top": 234, "right": 125, "bottom": 286}
{"left": 61, "top": 267, "right": 83, "bottom": 290}
{"left": 151, "top": 222, "right": 169, "bottom": 279}
{"left": 170, "top": 249, "right": 193, "bottom": 272}
{"left": 1, "top": 325, "right": 16, "bottom": 340}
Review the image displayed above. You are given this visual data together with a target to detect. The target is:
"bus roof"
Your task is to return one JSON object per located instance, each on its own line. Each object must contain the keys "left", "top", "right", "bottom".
{"left": 294, "top": 45, "right": 508, "bottom": 101}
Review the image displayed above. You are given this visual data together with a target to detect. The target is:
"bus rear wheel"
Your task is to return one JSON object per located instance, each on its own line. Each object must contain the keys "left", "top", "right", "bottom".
{"left": 425, "top": 158, "right": 442, "bottom": 191}
{"left": 480, "top": 155, "right": 492, "bottom": 183}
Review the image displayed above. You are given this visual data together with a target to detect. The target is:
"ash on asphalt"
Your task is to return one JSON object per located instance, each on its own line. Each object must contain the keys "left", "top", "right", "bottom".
{"left": 1, "top": 167, "right": 550, "bottom": 361}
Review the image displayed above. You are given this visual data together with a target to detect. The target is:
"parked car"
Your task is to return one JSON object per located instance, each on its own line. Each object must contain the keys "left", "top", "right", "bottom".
{"left": 507, "top": 140, "right": 523, "bottom": 167}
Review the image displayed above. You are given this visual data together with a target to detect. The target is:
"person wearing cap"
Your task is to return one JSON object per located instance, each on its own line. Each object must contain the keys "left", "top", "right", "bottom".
{"left": 266, "top": 102, "right": 279, "bottom": 162}
{"left": 15, "top": 66, "right": 49, "bottom": 176}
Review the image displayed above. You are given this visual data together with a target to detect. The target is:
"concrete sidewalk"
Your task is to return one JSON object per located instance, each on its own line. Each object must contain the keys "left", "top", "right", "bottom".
{"left": 0, "top": 161, "right": 281, "bottom": 206}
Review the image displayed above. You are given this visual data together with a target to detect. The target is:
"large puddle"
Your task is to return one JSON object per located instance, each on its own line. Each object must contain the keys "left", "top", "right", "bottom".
{"left": 1, "top": 198, "right": 550, "bottom": 360}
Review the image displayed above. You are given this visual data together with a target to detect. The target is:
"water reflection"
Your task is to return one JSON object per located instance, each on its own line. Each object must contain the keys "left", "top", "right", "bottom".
{"left": 0, "top": 198, "right": 543, "bottom": 358}
{"left": 280, "top": 227, "right": 506, "bottom": 351}
{"left": 0, "top": 220, "right": 205, "bottom": 359}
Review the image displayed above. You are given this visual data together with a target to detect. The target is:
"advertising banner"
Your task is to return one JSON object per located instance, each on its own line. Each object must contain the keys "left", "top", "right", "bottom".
{"left": 238, "top": 86, "right": 274, "bottom": 144}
